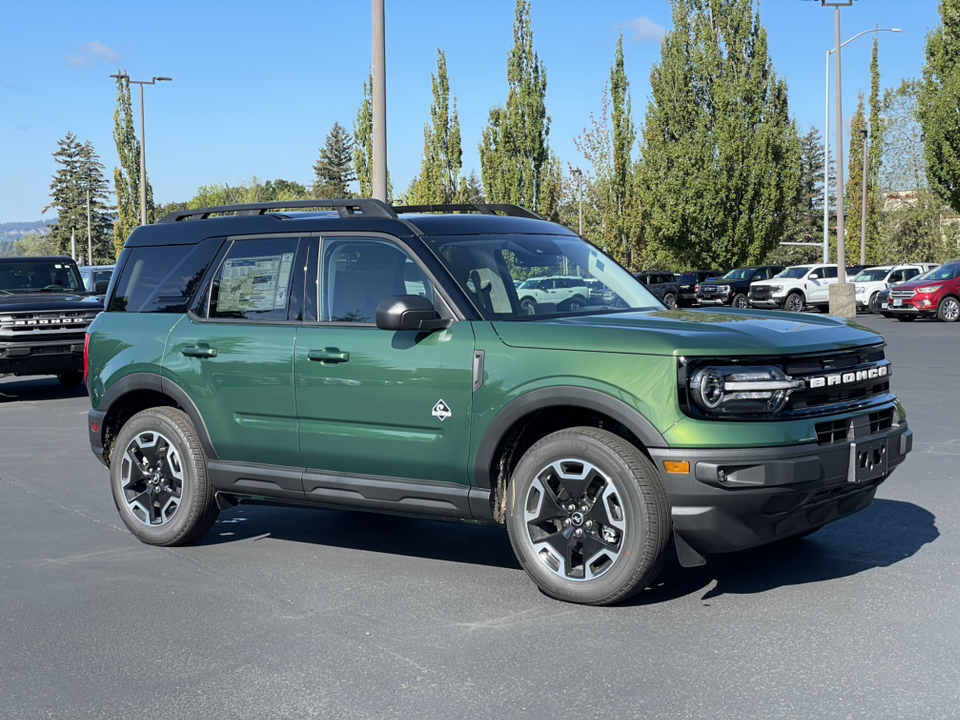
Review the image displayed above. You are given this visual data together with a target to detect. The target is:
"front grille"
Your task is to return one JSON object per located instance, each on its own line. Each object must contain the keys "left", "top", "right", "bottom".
{"left": 0, "top": 311, "right": 98, "bottom": 343}
{"left": 815, "top": 419, "right": 851, "bottom": 445}
{"left": 889, "top": 289, "right": 916, "bottom": 299}
{"left": 749, "top": 286, "right": 773, "bottom": 300}
{"left": 699, "top": 286, "right": 725, "bottom": 297}
{"left": 783, "top": 347, "right": 891, "bottom": 414}
{"left": 814, "top": 408, "right": 895, "bottom": 445}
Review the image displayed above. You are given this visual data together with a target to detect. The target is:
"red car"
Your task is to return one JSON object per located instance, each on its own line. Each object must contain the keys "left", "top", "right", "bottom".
{"left": 888, "top": 261, "right": 960, "bottom": 322}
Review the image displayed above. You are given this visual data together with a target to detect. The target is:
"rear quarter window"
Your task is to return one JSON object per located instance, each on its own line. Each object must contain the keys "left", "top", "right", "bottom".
{"left": 109, "top": 239, "right": 221, "bottom": 313}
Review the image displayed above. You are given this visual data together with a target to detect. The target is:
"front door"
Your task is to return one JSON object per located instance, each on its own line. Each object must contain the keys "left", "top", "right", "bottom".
{"left": 295, "top": 236, "right": 475, "bottom": 484}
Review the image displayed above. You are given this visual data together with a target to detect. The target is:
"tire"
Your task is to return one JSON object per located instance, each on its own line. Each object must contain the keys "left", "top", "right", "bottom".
{"left": 57, "top": 371, "right": 83, "bottom": 386}
{"left": 784, "top": 292, "right": 805, "bottom": 312}
{"left": 815, "top": 304, "right": 830, "bottom": 314}
{"left": 868, "top": 292, "right": 881, "bottom": 314}
{"left": 937, "top": 296, "right": 960, "bottom": 322}
{"left": 110, "top": 407, "right": 219, "bottom": 546}
{"left": 519, "top": 297, "right": 536, "bottom": 315}
{"left": 506, "top": 427, "right": 672, "bottom": 605}
{"left": 880, "top": 311, "right": 893, "bottom": 319}
{"left": 661, "top": 292, "right": 677, "bottom": 309}
{"left": 895, "top": 314, "right": 915, "bottom": 322}
{"left": 731, "top": 293, "right": 749, "bottom": 309}
{"left": 559, "top": 294, "right": 586, "bottom": 312}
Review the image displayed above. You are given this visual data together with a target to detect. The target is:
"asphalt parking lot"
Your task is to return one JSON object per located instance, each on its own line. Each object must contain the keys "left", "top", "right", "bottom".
{"left": 1, "top": 313, "right": 958, "bottom": 720}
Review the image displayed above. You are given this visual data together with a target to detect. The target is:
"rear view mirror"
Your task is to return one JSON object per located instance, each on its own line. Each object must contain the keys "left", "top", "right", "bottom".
{"left": 376, "top": 295, "right": 453, "bottom": 332}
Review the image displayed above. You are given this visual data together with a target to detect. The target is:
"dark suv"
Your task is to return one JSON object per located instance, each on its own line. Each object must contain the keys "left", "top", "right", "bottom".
{"left": 699, "top": 265, "right": 784, "bottom": 308}
{"left": 676, "top": 270, "right": 722, "bottom": 307}
{"left": 632, "top": 271, "right": 679, "bottom": 309}
{"left": 85, "top": 200, "right": 912, "bottom": 605}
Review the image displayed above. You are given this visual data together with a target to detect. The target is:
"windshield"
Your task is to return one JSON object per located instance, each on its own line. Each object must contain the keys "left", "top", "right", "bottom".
{"left": 917, "top": 264, "right": 960, "bottom": 282}
{"left": 855, "top": 269, "right": 889, "bottom": 282}
{"left": 424, "top": 234, "right": 660, "bottom": 319}
{"left": 776, "top": 266, "right": 812, "bottom": 279}
{"left": 0, "top": 260, "right": 84, "bottom": 294}
{"left": 721, "top": 267, "right": 753, "bottom": 280}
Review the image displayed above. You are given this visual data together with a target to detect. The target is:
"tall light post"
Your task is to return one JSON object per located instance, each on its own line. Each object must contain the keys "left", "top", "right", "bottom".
{"left": 572, "top": 167, "right": 583, "bottom": 235}
{"left": 372, "top": 0, "right": 387, "bottom": 202}
{"left": 822, "top": 26, "right": 900, "bottom": 264}
{"left": 109, "top": 73, "right": 172, "bottom": 226}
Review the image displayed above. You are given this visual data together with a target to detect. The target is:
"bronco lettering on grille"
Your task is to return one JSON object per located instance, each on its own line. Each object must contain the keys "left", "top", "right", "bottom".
{"left": 807, "top": 365, "right": 888, "bottom": 389}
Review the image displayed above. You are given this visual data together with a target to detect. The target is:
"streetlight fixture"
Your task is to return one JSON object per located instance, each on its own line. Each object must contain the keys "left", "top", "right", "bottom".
{"left": 109, "top": 73, "right": 172, "bottom": 226}
{"left": 822, "top": 26, "right": 901, "bottom": 264}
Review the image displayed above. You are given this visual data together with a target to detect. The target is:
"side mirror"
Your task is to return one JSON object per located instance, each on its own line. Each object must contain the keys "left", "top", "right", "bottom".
{"left": 376, "top": 295, "right": 453, "bottom": 332}
{"left": 808, "top": 274, "right": 819, "bottom": 281}
{"left": 93, "top": 280, "right": 109, "bottom": 294}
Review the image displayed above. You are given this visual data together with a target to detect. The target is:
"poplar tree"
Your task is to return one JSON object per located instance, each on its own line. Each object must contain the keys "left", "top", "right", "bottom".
{"left": 479, "top": 0, "right": 552, "bottom": 215}
{"left": 610, "top": 35, "right": 638, "bottom": 266}
{"left": 919, "top": 0, "right": 960, "bottom": 213}
{"left": 112, "top": 71, "right": 153, "bottom": 255}
{"left": 408, "top": 50, "right": 463, "bottom": 205}
{"left": 845, "top": 93, "right": 868, "bottom": 266}
{"left": 638, "top": 0, "right": 802, "bottom": 270}
{"left": 313, "top": 122, "right": 356, "bottom": 198}
{"left": 354, "top": 74, "right": 373, "bottom": 198}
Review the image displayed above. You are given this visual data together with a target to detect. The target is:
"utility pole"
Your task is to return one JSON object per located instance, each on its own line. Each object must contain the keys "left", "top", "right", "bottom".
{"left": 572, "top": 168, "right": 583, "bottom": 235}
{"left": 86, "top": 188, "right": 92, "bottom": 266}
{"left": 860, "top": 128, "right": 869, "bottom": 265}
{"left": 372, "top": 0, "right": 388, "bottom": 202}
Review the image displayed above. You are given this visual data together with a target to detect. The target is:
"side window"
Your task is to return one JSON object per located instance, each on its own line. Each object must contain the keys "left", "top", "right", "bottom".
{"left": 902, "top": 269, "right": 918, "bottom": 281}
{"left": 110, "top": 246, "right": 191, "bottom": 313}
{"left": 141, "top": 238, "right": 221, "bottom": 313}
{"left": 320, "top": 238, "right": 434, "bottom": 323}
{"left": 209, "top": 237, "right": 299, "bottom": 321}
{"left": 890, "top": 270, "right": 904, "bottom": 283}
{"left": 821, "top": 266, "right": 837, "bottom": 279}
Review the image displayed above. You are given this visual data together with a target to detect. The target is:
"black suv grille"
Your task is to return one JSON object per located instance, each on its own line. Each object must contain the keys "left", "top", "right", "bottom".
{"left": 783, "top": 347, "right": 891, "bottom": 415}
{"left": 0, "top": 311, "right": 98, "bottom": 343}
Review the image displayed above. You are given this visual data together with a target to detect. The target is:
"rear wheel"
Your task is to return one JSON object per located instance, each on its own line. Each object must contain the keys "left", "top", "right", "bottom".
{"left": 506, "top": 427, "right": 671, "bottom": 605}
{"left": 868, "top": 292, "right": 882, "bottom": 314}
{"left": 57, "top": 371, "right": 83, "bottom": 386}
{"left": 559, "top": 294, "right": 586, "bottom": 312}
{"left": 661, "top": 292, "right": 677, "bottom": 309}
{"left": 110, "top": 407, "right": 219, "bottom": 546}
{"left": 937, "top": 296, "right": 960, "bottom": 322}
{"left": 731, "top": 293, "right": 749, "bottom": 309}
{"left": 519, "top": 297, "right": 536, "bottom": 315}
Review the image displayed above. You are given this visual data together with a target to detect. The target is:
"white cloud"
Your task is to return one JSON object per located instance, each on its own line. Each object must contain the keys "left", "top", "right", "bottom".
{"left": 66, "top": 41, "right": 121, "bottom": 68}
{"left": 621, "top": 17, "right": 667, "bottom": 44}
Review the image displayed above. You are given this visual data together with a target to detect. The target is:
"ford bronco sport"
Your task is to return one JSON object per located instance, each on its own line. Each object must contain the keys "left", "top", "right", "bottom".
{"left": 85, "top": 200, "right": 913, "bottom": 605}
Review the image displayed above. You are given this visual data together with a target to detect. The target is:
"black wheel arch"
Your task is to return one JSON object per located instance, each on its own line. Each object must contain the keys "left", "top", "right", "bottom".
{"left": 95, "top": 372, "right": 219, "bottom": 466}
{"left": 472, "top": 386, "right": 667, "bottom": 521}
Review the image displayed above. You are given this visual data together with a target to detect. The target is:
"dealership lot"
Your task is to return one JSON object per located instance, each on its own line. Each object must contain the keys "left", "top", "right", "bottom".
{"left": 1, "top": 314, "right": 958, "bottom": 720}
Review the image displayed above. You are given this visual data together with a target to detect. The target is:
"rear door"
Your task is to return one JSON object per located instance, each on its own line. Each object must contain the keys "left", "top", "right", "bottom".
{"left": 294, "top": 235, "right": 475, "bottom": 486}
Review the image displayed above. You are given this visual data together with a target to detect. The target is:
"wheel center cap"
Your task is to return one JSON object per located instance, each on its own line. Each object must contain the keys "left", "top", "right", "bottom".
{"left": 571, "top": 512, "right": 584, "bottom": 526}
{"left": 151, "top": 473, "right": 161, "bottom": 483}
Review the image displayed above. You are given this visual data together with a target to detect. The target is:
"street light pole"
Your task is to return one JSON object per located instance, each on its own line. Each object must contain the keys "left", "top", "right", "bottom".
{"left": 572, "top": 168, "right": 583, "bottom": 235}
{"left": 860, "top": 128, "right": 869, "bottom": 265}
{"left": 109, "top": 74, "right": 172, "bottom": 226}
{"left": 822, "top": 27, "right": 901, "bottom": 264}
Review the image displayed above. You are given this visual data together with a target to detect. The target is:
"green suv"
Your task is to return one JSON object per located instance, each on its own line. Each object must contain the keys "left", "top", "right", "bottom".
{"left": 85, "top": 200, "right": 913, "bottom": 605}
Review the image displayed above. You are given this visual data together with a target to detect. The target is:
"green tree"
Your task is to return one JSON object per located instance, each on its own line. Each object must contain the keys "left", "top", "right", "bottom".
{"left": 919, "top": 0, "right": 960, "bottom": 213}
{"left": 408, "top": 50, "right": 463, "bottom": 205}
{"left": 11, "top": 231, "right": 57, "bottom": 257}
{"left": 609, "top": 35, "right": 638, "bottom": 266}
{"left": 112, "top": 71, "right": 154, "bottom": 256}
{"left": 768, "top": 127, "right": 827, "bottom": 267}
{"left": 845, "top": 93, "right": 868, "bottom": 266}
{"left": 637, "top": 0, "right": 802, "bottom": 270}
{"left": 354, "top": 74, "right": 373, "bottom": 198}
{"left": 313, "top": 122, "right": 356, "bottom": 198}
{"left": 46, "top": 133, "right": 113, "bottom": 263}
{"left": 479, "top": 0, "right": 552, "bottom": 216}
{"left": 882, "top": 79, "right": 927, "bottom": 193}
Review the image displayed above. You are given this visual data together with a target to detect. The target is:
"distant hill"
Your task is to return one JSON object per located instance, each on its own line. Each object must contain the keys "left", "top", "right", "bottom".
{"left": 0, "top": 220, "right": 53, "bottom": 256}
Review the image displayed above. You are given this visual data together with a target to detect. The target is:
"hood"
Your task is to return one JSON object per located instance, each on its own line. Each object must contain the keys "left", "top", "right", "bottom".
{"left": 492, "top": 308, "right": 882, "bottom": 357}
{"left": 0, "top": 292, "right": 104, "bottom": 312}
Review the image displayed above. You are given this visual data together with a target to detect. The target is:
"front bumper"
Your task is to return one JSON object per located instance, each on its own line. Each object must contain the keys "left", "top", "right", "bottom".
{"left": 748, "top": 297, "right": 785, "bottom": 309}
{"left": 697, "top": 295, "right": 730, "bottom": 306}
{"left": 0, "top": 340, "right": 84, "bottom": 377}
{"left": 648, "top": 416, "right": 912, "bottom": 556}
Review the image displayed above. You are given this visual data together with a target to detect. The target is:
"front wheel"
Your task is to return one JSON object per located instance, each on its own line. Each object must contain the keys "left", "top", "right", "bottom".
{"left": 937, "top": 296, "right": 960, "bottom": 322}
{"left": 868, "top": 292, "right": 882, "bottom": 314}
{"left": 784, "top": 292, "right": 805, "bottom": 312}
{"left": 506, "top": 427, "right": 672, "bottom": 605}
{"left": 110, "top": 407, "right": 219, "bottom": 546}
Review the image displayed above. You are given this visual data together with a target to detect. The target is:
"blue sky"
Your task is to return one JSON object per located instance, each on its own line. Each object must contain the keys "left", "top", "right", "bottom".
{"left": 0, "top": 0, "right": 943, "bottom": 224}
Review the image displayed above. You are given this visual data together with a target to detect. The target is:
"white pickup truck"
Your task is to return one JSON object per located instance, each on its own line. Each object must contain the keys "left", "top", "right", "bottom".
{"left": 747, "top": 264, "right": 848, "bottom": 313}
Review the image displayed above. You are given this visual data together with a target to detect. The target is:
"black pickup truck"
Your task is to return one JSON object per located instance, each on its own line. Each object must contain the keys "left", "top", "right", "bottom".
{"left": 0, "top": 256, "right": 104, "bottom": 385}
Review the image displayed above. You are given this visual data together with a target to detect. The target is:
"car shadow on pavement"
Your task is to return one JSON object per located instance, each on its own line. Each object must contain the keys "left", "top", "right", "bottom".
{"left": 201, "top": 503, "right": 523, "bottom": 570}
{"left": 628, "top": 498, "right": 939, "bottom": 606}
{"left": 0, "top": 376, "right": 88, "bottom": 401}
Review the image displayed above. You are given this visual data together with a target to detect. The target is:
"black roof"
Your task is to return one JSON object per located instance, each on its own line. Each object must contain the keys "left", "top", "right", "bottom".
{"left": 0, "top": 256, "right": 76, "bottom": 264}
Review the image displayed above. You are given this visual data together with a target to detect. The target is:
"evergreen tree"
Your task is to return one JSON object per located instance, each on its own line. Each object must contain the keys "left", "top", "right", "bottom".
{"left": 479, "top": 0, "right": 552, "bottom": 216}
{"left": 769, "top": 127, "right": 827, "bottom": 266}
{"left": 112, "top": 71, "right": 153, "bottom": 255}
{"left": 408, "top": 50, "right": 463, "bottom": 205}
{"left": 313, "top": 122, "right": 356, "bottom": 198}
{"left": 637, "top": 0, "right": 802, "bottom": 270}
{"left": 46, "top": 133, "right": 113, "bottom": 263}
{"left": 455, "top": 169, "right": 485, "bottom": 203}
{"left": 865, "top": 38, "right": 885, "bottom": 263}
{"left": 919, "top": 0, "right": 960, "bottom": 213}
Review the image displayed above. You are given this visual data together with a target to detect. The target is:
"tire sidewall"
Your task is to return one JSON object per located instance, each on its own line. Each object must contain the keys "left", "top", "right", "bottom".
{"left": 506, "top": 430, "right": 663, "bottom": 605}
{"left": 110, "top": 408, "right": 208, "bottom": 546}
{"left": 938, "top": 296, "right": 960, "bottom": 322}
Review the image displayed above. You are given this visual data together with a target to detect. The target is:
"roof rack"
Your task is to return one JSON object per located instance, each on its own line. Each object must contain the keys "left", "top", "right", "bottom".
{"left": 393, "top": 203, "right": 542, "bottom": 220}
{"left": 158, "top": 199, "right": 397, "bottom": 223}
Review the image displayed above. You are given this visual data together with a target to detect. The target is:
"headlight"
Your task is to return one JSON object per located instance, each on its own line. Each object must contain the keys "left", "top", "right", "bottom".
{"left": 689, "top": 365, "right": 803, "bottom": 415}
{"left": 772, "top": 285, "right": 783, "bottom": 294}
{"left": 916, "top": 285, "right": 942, "bottom": 294}
{"left": 855, "top": 286, "right": 865, "bottom": 295}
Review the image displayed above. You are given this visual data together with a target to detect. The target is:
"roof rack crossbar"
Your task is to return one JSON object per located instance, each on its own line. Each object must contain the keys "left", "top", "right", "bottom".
{"left": 393, "top": 203, "right": 542, "bottom": 220}
{"left": 158, "top": 199, "right": 397, "bottom": 223}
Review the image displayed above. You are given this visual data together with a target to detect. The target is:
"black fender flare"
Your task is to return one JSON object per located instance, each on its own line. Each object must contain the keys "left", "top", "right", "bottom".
{"left": 98, "top": 372, "right": 219, "bottom": 460}
{"left": 472, "top": 386, "right": 667, "bottom": 489}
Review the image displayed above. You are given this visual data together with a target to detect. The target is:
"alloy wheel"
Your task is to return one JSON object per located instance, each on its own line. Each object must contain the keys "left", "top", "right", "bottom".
{"left": 119, "top": 430, "right": 184, "bottom": 526}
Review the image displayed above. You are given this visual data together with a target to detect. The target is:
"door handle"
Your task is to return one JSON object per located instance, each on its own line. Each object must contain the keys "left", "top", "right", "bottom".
{"left": 308, "top": 348, "right": 350, "bottom": 364}
{"left": 181, "top": 344, "right": 218, "bottom": 358}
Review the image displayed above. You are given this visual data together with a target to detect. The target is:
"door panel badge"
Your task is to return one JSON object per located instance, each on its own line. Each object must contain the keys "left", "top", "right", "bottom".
{"left": 432, "top": 399, "right": 452, "bottom": 421}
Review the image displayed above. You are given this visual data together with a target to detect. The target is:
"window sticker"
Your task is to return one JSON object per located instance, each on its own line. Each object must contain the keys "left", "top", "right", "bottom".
{"left": 218, "top": 253, "right": 294, "bottom": 313}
